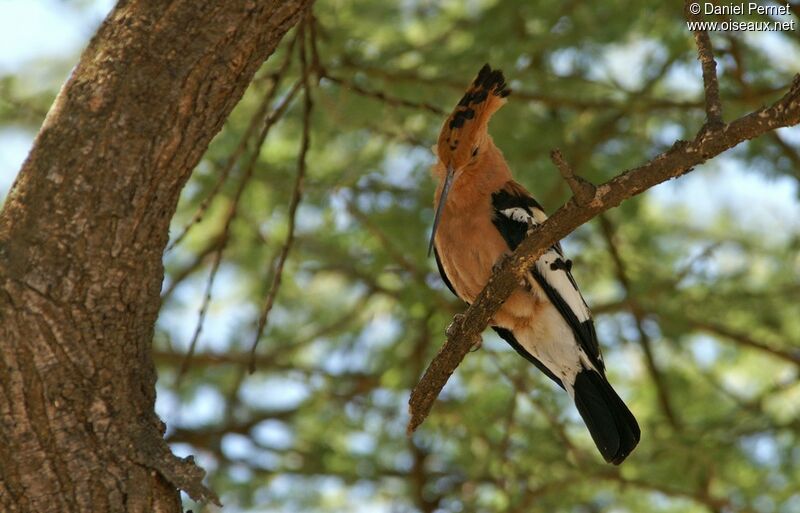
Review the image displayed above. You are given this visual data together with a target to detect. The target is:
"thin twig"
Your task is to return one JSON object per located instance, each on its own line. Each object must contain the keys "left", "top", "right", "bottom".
{"left": 365, "top": 121, "right": 428, "bottom": 148}
{"left": 307, "top": 10, "right": 324, "bottom": 79}
{"left": 598, "top": 472, "right": 731, "bottom": 512}
{"left": 486, "top": 350, "right": 587, "bottom": 464}
{"left": 161, "top": 234, "right": 225, "bottom": 302}
{"left": 248, "top": 21, "right": 314, "bottom": 373}
{"left": 167, "top": 32, "right": 299, "bottom": 251}
{"left": 687, "top": 317, "right": 800, "bottom": 366}
{"left": 598, "top": 214, "right": 681, "bottom": 430}
{"left": 346, "top": 201, "right": 425, "bottom": 280}
{"left": 550, "top": 149, "right": 596, "bottom": 205}
{"left": 322, "top": 72, "right": 446, "bottom": 115}
{"left": 685, "top": 0, "right": 723, "bottom": 129}
{"left": 725, "top": 34, "right": 800, "bottom": 183}
{"left": 174, "top": 79, "right": 304, "bottom": 385}
{"left": 407, "top": 74, "right": 800, "bottom": 434}
{"left": 770, "top": 131, "right": 800, "bottom": 181}
{"left": 339, "top": 57, "right": 782, "bottom": 112}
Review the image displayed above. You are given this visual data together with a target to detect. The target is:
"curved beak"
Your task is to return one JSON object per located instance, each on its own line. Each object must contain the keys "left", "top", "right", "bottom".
{"left": 427, "top": 165, "right": 456, "bottom": 257}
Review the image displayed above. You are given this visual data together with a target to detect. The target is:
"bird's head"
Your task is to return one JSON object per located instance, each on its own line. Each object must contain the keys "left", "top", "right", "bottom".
{"left": 428, "top": 64, "right": 510, "bottom": 255}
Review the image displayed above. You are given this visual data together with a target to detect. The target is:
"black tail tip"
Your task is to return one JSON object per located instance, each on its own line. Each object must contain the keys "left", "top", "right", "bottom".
{"left": 573, "top": 369, "right": 641, "bottom": 465}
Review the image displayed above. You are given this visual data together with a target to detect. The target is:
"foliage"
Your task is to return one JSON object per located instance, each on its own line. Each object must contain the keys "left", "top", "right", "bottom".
{"left": 2, "top": 1, "right": 799, "bottom": 512}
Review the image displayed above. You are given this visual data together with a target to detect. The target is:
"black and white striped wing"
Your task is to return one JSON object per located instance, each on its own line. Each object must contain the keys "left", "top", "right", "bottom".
{"left": 490, "top": 184, "right": 604, "bottom": 373}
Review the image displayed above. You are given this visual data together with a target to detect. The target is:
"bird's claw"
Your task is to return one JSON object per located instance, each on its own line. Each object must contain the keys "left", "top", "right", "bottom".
{"left": 446, "top": 314, "right": 482, "bottom": 352}
{"left": 446, "top": 313, "right": 466, "bottom": 338}
{"left": 492, "top": 252, "right": 511, "bottom": 274}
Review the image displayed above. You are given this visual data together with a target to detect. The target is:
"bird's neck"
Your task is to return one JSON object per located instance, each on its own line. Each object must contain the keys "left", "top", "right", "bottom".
{"left": 447, "top": 145, "right": 513, "bottom": 208}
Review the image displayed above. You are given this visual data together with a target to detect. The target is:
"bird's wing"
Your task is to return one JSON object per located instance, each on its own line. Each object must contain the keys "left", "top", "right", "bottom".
{"left": 492, "top": 326, "right": 565, "bottom": 389}
{"left": 490, "top": 181, "right": 604, "bottom": 373}
{"left": 433, "top": 247, "right": 459, "bottom": 298}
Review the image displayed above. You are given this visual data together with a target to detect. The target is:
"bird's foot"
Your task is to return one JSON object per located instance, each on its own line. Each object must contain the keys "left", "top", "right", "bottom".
{"left": 446, "top": 314, "right": 482, "bottom": 352}
{"left": 492, "top": 252, "right": 511, "bottom": 275}
{"left": 445, "top": 313, "right": 466, "bottom": 338}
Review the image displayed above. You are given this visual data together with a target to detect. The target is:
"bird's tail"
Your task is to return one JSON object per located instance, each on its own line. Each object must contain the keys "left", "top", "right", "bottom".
{"left": 572, "top": 369, "right": 640, "bottom": 465}
{"left": 436, "top": 63, "right": 510, "bottom": 166}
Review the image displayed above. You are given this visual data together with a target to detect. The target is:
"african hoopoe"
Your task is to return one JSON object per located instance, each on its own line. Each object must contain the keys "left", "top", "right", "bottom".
{"left": 429, "top": 64, "right": 640, "bottom": 464}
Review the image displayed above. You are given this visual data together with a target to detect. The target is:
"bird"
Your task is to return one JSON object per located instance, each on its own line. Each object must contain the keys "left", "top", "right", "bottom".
{"left": 428, "top": 64, "right": 640, "bottom": 464}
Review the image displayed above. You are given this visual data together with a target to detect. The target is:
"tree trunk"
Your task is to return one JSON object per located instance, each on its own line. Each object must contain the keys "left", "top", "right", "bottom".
{"left": 0, "top": 1, "right": 311, "bottom": 511}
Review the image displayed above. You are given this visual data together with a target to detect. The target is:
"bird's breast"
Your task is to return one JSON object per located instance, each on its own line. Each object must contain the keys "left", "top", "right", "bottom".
{"left": 434, "top": 190, "right": 544, "bottom": 329}
{"left": 434, "top": 201, "right": 508, "bottom": 304}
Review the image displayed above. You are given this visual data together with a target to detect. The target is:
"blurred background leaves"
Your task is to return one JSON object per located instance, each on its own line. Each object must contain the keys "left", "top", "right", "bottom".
{"left": 1, "top": 0, "right": 799, "bottom": 512}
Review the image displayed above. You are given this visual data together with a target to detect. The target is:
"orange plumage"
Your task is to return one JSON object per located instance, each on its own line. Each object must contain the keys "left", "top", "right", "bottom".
{"left": 436, "top": 64, "right": 510, "bottom": 172}
{"left": 429, "top": 64, "right": 640, "bottom": 465}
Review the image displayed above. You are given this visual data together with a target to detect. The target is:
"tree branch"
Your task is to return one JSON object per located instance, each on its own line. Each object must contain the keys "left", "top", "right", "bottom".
{"left": 407, "top": 74, "right": 800, "bottom": 434}
{"left": 550, "top": 149, "right": 596, "bottom": 206}
{"left": 248, "top": 21, "right": 314, "bottom": 372}
{"left": 598, "top": 214, "right": 681, "bottom": 430}
{"left": 321, "top": 72, "right": 446, "bottom": 115}
{"left": 176, "top": 78, "right": 303, "bottom": 385}
{"left": 166, "top": 31, "right": 299, "bottom": 252}
{"left": 0, "top": 1, "right": 312, "bottom": 508}
{"left": 687, "top": 318, "right": 800, "bottom": 366}
{"left": 685, "top": 0, "right": 723, "bottom": 128}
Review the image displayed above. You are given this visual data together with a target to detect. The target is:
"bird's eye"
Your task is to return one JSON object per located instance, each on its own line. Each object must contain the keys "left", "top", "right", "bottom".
{"left": 471, "top": 147, "right": 479, "bottom": 157}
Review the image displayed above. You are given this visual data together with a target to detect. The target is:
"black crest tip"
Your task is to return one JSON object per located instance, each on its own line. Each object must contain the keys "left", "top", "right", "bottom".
{"left": 474, "top": 63, "right": 492, "bottom": 85}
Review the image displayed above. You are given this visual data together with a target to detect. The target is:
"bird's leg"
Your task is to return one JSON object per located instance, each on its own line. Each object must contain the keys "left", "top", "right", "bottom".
{"left": 492, "top": 251, "right": 511, "bottom": 275}
{"left": 493, "top": 252, "right": 526, "bottom": 289}
{"left": 446, "top": 313, "right": 466, "bottom": 338}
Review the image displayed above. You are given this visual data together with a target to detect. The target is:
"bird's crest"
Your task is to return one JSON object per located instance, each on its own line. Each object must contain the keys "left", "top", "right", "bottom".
{"left": 436, "top": 63, "right": 510, "bottom": 167}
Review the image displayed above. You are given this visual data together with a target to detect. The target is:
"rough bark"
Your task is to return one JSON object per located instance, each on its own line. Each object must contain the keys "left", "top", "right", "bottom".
{"left": 0, "top": 1, "right": 311, "bottom": 512}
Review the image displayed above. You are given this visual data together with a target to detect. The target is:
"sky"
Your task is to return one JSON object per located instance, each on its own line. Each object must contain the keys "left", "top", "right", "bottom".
{"left": 0, "top": 0, "right": 115, "bottom": 195}
{"left": 0, "top": 0, "right": 113, "bottom": 72}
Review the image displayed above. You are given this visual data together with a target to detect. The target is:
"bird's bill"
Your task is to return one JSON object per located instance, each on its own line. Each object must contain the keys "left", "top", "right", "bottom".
{"left": 428, "top": 165, "right": 456, "bottom": 257}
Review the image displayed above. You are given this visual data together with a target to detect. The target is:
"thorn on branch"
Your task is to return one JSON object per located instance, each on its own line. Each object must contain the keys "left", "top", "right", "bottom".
{"left": 550, "top": 149, "right": 596, "bottom": 206}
